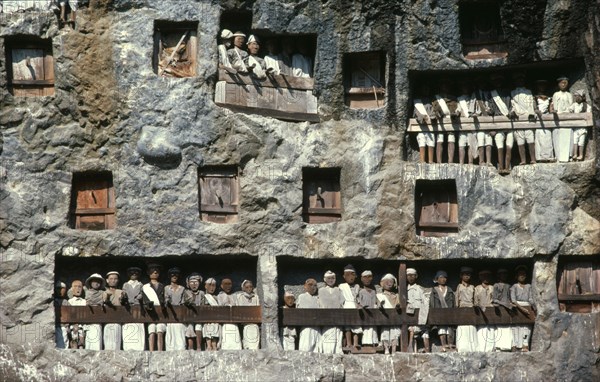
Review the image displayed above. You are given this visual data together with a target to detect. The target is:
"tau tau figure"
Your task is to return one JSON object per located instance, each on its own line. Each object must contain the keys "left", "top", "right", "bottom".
{"left": 237, "top": 280, "right": 260, "bottom": 350}
{"left": 377, "top": 273, "right": 401, "bottom": 355}
{"left": 413, "top": 82, "right": 436, "bottom": 163}
{"left": 510, "top": 72, "right": 537, "bottom": 165}
{"left": 264, "top": 39, "right": 282, "bottom": 76}
{"left": 319, "top": 271, "right": 344, "bottom": 354}
{"left": 549, "top": 76, "right": 573, "bottom": 162}
{"left": 569, "top": 89, "right": 588, "bottom": 161}
{"left": 165, "top": 267, "right": 187, "bottom": 351}
{"left": 406, "top": 268, "right": 430, "bottom": 353}
{"left": 85, "top": 273, "right": 105, "bottom": 350}
{"left": 472, "top": 76, "right": 495, "bottom": 166}
{"left": 296, "top": 278, "right": 321, "bottom": 352}
{"left": 102, "top": 271, "right": 126, "bottom": 350}
{"left": 358, "top": 270, "right": 378, "bottom": 347}
{"left": 510, "top": 265, "right": 535, "bottom": 352}
{"left": 292, "top": 39, "right": 313, "bottom": 78}
{"left": 492, "top": 268, "right": 513, "bottom": 352}
{"left": 203, "top": 278, "right": 221, "bottom": 351}
{"left": 54, "top": 281, "right": 69, "bottom": 349}
{"left": 533, "top": 80, "right": 556, "bottom": 162}
{"left": 457, "top": 80, "right": 479, "bottom": 165}
{"left": 282, "top": 291, "right": 297, "bottom": 351}
{"left": 158, "top": 33, "right": 194, "bottom": 78}
{"left": 432, "top": 79, "right": 460, "bottom": 163}
{"left": 122, "top": 267, "right": 145, "bottom": 350}
{"left": 474, "top": 270, "right": 495, "bottom": 352}
{"left": 488, "top": 73, "right": 514, "bottom": 174}
{"left": 67, "top": 280, "right": 86, "bottom": 349}
{"left": 228, "top": 32, "right": 249, "bottom": 73}
{"left": 217, "top": 277, "right": 242, "bottom": 350}
{"left": 339, "top": 264, "right": 362, "bottom": 352}
{"left": 184, "top": 273, "right": 205, "bottom": 351}
{"left": 429, "top": 270, "right": 455, "bottom": 352}
{"left": 245, "top": 35, "right": 267, "bottom": 80}
{"left": 59, "top": 0, "right": 77, "bottom": 29}
{"left": 218, "top": 29, "right": 236, "bottom": 74}
{"left": 142, "top": 263, "right": 166, "bottom": 351}
{"left": 455, "top": 267, "right": 477, "bottom": 352}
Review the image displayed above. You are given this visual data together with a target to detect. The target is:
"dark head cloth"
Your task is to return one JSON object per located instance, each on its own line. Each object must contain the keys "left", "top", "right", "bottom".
{"left": 168, "top": 267, "right": 181, "bottom": 275}
{"left": 343, "top": 264, "right": 356, "bottom": 273}
{"left": 515, "top": 265, "right": 528, "bottom": 273}
{"left": 127, "top": 267, "right": 142, "bottom": 275}
{"left": 434, "top": 270, "right": 448, "bottom": 280}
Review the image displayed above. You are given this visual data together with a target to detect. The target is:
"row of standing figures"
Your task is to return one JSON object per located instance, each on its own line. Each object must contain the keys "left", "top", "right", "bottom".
{"left": 55, "top": 265, "right": 260, "bottom": 351}
{"left": 282, "top": 265, "right": 534, "bottom": 354}
{"left": 413, "top": 74, "right": 589, "bottom": 174}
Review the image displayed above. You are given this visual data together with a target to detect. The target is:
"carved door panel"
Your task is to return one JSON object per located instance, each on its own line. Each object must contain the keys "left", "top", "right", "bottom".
{"left": 303, "top": 170, "right": 342, "bottom": 223}
{"left": 199, "top": 168, "right": 239, "bottom": 223}
{"left": 12, "top": 48, "right": 44, "bottom": 81}
{"left": 73, "top": 177, "right": 115, "bottom": 230}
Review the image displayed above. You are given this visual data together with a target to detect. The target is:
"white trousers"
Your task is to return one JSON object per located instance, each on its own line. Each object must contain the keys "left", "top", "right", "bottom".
{"left": 122, "top": 323, "right": 145, "bottom": 350}
{"left": 103, "top": 323, "right": 122, "bottom": 350}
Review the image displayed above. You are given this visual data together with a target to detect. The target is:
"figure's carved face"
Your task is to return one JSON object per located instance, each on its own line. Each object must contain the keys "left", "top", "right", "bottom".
{"left": 221, "top": 278, "right": 233, "bottom": 293}
{"left": 188, "top": 279, "right": 200, "bottom": 291}
{"left": 558, "top": 80, "right": 569, "bottom": 91}
{"left": 57, "top": 286, "right": 67, "bottom": 298}
{"left": 107, "top": 274, "right": 119, "bottom": 288}
{"left": 436, "top": 275, "right": 447, "bottom": 286}
{"left": 243, "top": 282, "right": 254, "bottom": 293}
{"left": 205, "top": 282, "right": 216, "bottom": 294}
{"left": 407, "top": 273, "right": 418, "bottom": 285}
{"left": 479, "top": 272, "right": 492, "bottom": 284}
{"left": 461, "top": 272, "right": 472, "bottom": 283}
{"left": 343, "top": 271, "right": 356, "bottom": 284}
{"left": 324, "top": 275, "right": 336, "bottom": 287}
{"left": 361, "top": 274, "right": 373, "bottom": 287}
{"left": 497, "top": 271, "right": 508, "bottom": 282}
{"left": 170, "top": 273, "right": 179, "bottom": 284}
{"left": 148, "top": 268, "right": 160, "bottom": 281}
{"left": 71, "top": 281, "right": 83, "bottom": 297}
{"left": 129, "top": 271, "right": 140, "bottom": 281}
{"left": 248, "top": 42, "right": 260, "bottom": 55}
{"left": 381, "top": 278, "right": 394, "bottom": 291}
{"left": 284, "top": 295, "right": 295, "bottom": 307}
{"left": 574, "top": 94, "right": 583, "bottom": 104}
{"left": 234, "top": 36, "right": 245, "bottom": 48}
{"left": 90, "top": 280, "right": 101, "bottom": 290}
{"left": 304, "top": 279, "right": 318, "bottom": 295}
{"left": 517, "top": 271, "right": 527, "bottom": 283}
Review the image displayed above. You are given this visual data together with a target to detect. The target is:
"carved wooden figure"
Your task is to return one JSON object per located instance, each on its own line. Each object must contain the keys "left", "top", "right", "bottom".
{"left": 121, "top": 267, "right": 145, "bottom": 350}
{"left": 296, "top": 278, "right": 321, "bottom": 352}
{"left": 533, "top": 80, "right": 556, "bottom": 162}
{"left": 457, "top": 81, "right": 478, "bottom": 165}
{"left": 282, "top": 292, "right": 297, "bottom": 350}
{"left": 237, "top": 280, "right": 260, "bottom": 350}
{"left": 165, "top": 267, "right": 187, "bottom": 350}
{"left": 102, "top": 271, "right": 125, "bottom": 350}
{"left": 413, "top": 82, "right": 436, "bottom": 163}
{"left": 488, "top": 73, "right": 514, "bottom": 173}
{"left": 455, "top": 267, "right": 477, "bottom": 352}
{"left": 474, "top": 270, "right": 495, "bottom": 352}
{"left": 227, "top": 32, "right": 249, "bottom": 73}
{"left": 510, "top": 73, "right": 537, "bottom": 165}
{"left": 319, "top": 271, "right": 344, "bottom": 354}
{"left": 142, "top": 264, "right": 166, "bottom": 351}
{"left": 245, "top": 35, "right": 267, "bottom": 79}
{"left": 202, "top": 278, "right": 221, "bottom": 351}
{"left": 184, "top": 273, "right": 205, "bottom": 351}
{"left": 492, "top": 269, "right": 513, "bottom": 351}
{"left": 217, "top": 278, "right": 242, "bottom": 350}
{"left": 472, "top": 77, "right": 494, "bottom": 167}
{"left": 218, "top": 29, "right": 236, "bottom": 74}
{"left": 429, "top": 271, "right": 455, "bottom": 352}
{"left": 358, "top": 271, "right": 379, "bottom": 347}
{"left": 432, "top": 79, "right": 460, "bottom": 163}
{"left": 85, "top": 273, "right": 105, "bottom": 350}
{"left": 54, "top": 282, "right": 69, "bottom": 349}
{"left": 377, "top": 274, "right": 400, "bottom": 355}
{"left": 339, "top": 264, "right": 362, "bottom": 352}
{"left": 60, "top": 1, "right": 78, "bottom": 29}
{"left": 67, "top": 280, "right": 86, "bottom": 349}
{"left": 406, "top": 268, "right": 430, "bottom": 353}
{"left": 569, "top": 90, "right": 588, "bottom": 161}
{"left": 549, "top": 77, "right": 573, "bottom": 162}
{"left": 510, "top": 265, "right": 535, "bottom": 352}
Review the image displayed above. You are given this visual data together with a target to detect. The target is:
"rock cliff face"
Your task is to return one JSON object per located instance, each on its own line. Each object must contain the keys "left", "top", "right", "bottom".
{"left": 1, "top": 0, "right": 599, "bottom": 380}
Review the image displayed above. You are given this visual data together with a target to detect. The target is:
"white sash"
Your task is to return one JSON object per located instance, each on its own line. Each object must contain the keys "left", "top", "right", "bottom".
{"left": 376, "top": 293, "right": 393, "bottom": 308}
{"left": 234, "top": 48, "right": 248, "bottom": 72}
{"left": 205, "top": 294, "right": 219, "bottom": 306}
{"left": 490, "top": 90, "right": 510, "bottom": 116}
{"left": 413, "top": 99, "right": 428, "bottom": 117}
{"left": 435, "top": 95, "right": 451, "bottom": 116}
{"left": 142, "top": 284, "right": 161, "bottom": 305}
{"left": 339, "top": 283, "right": 358, "bottom": 308}
{"left": 248, "top": 56, "right": 265, "bottom": 78}
{"left": 264, "top": 55, "right": 280, "bottom": 75}
{"left": 457, "top": 96, "right": 470, "bottom": 117}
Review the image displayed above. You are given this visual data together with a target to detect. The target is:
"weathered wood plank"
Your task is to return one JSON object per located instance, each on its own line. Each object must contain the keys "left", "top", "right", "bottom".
{"left": 216, "top": 101, "right": 320, "bottom": 123}
{"left": 74, "top": 208, "right": 116, "bottom": 215}
{"left": 557, "top": 294, "right": 600, "bottom": 302}
{"left": 57, "top": 306, "right": 262, "bottom": 324}
{"left": 346, "top": 87, "right": 385, "bottom": 95}
{"left": 407, "top": 112, "right": 593, "bottom": 132}
{"left": 11, "top": 79, "right": 55, "bottom": 86}
{"left": 218, "top": 68, "right": 314, "bottom": 90}
{"left": 282, "top": 307, "right": 535, "bottom": 326}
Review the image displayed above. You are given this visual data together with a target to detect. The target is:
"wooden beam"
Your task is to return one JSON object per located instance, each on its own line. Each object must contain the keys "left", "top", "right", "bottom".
{"left": 557, "top": 294, "right": 600, "bottom": 302}
{"left": 218, "top": 68, "right": 314, "bottom": 90}
{"left": 57, "top": 306, "right": 262, "bottom": 324}
{"left": 407, "top": 112, "right": 593, "bottom": 132}
{"left": 427, "top": 307, "right": 535, "bottom": 325}
{"left": 11, "top": 80, "right": 54, "bottom": 86}
{"left": 215, "top": 102, "right": 320, "bottom": 123}
{"left": 346, "top": 87, "right": 385, "bottom": 95}
{"left": 74, "top": 208, "right": 116, "bottom": 215}
{"left": 282, "top": 308, "right": 418, "bottom": 326}
{"left": 398, "top": 263, "right": 408, "bottom": 352}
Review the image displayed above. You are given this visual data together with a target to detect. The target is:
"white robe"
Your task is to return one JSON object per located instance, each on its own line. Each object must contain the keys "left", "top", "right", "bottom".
{"left": 552, "top": 91, "right": 574, "bottom": 162}
{"left": 122, "top": 280, "right": 145, "bottom": 351}
{"left": 376, "top": 293, "right": 400, "bottom": 343}
{"left": 237, "top": 292, "right": 260, "bottom": 350}
{"left": 203, "top": 294, "right": 221, "bottom": 339}
{"left": 296, "top": 293, "right": 321, "bottom": 352}
{"left": 218, "top": 292, "right": 242, "bottom": 350}
{"left": 292, "top": 54, "right": 312, "bottom": 78}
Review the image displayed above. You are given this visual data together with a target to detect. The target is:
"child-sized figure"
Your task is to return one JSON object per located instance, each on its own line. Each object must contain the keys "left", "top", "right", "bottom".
{"left": 492, "top": 268, "right": 513, "bottom": 351}
{"left": 184, "top": 273, "right": 205, "bottom": 351}
{"left": 339, "top": 264, "right": 362, "bottom": 351}
{"left": 282, "top": 291, "right": 297, "bottom": 350}
{"left": 358, "top": 271, "right": 379, "bottom": 347}
{"left": 488, "top": 73, "right": 514, "bottom": 173}
{"left": 218, "top": 29, "right": 236, "bottom": 73}
{"left": 413, "top": 82, "right": 436, "bottom": 163}
{"left": 406, "top": 268, "right": 430, "bottom": 353}
{"left": 85, "top": 273, "right": 105, "bottom": 350}
{"left": 237, "top": 280, "right": 260, "bottom": 350}
{"left": 296, "top": 278, "right": 321, "bottom": 352}
{"left": 510, "top": 265, "right": 535, "bottom": 352}
{"left": 429, "top": 271, "right": 455, "bottom": 352}
{"left": 533, "top": 80, "right": 556, "bottom": 162}
{"left": 569, "top": 90, "right": 589, "bottom": 161}
{"left": 377, "top": 273, "right": 401, "bottom": 355}
{"left": 455, "top": 267, "right": 477, "bottom": 352}
{"left": 165, "top": 267, "right": 187, "bottom": 351}
{"left": 319, "top": 271, "right": 344, "bottom": 354}
{"left": 510, "top": 73, "right": 537, "bottom": 165}
{"left": 474, "top": 270, "right": 495, "bottom": 352}
{"left": 203, "top": 278, "right": 221, "bottom": 351}
{"left": 217, "top": 278, "right": 242, "bottom": 350}
{"left": 67, "top": 280, "right": 86, "bottom": 349}
{"left": 54, "top": 281, "right": 69, "bottom": 349}
{"left": 142, "top": 263, "right": 166, "bottom": 351}
{"left": 432, "top": 79, "right": 460, "bottom": 163}
{"left": 122, "top": 267, "right": 145, "bottom": 351}
{"left": 102, "top": 271, "right": 126, "bottom": 350}
{"left": 549, "top": 76, "right": 574, "bottom": 162}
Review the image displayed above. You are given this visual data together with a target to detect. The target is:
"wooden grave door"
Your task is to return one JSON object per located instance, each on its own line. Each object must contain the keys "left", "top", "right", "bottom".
{"left": 199, "top": 167, "right": 239, "bottom": 223}
{"left": 72, "top": 175, "right": 115, "bottom": 230}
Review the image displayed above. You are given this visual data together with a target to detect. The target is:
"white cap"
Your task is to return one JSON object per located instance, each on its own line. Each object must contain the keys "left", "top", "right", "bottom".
{"left": 205, "top": 277, "right": 216, "bottom": 284}
{"left": 324, "top": 270, "right": 335, "bottom": 278}
{"left": 55, "top": 281, "right": 66, "bottom": 289}
{"left": 406, "top": 268, "right": 417, "bottom": 275}
{"left": 106, "top": 271, "right": 120, "bottom": 278}
{"left": 247, "top": 34, "right": 259, "bottom": 45}
{"left": 220, "top": 29, "right": 233, "bottom": 39}
{"left": 284, "top": 291, "right": 295, "bottom": 298}
{"left": 361, "top": 270, "right": 373, "bottom": 277}
{"left": 241, "top": 280, "right": 252, "bottom": 288}
{"left": 232, "top": 31, "right": 246, "bottom": 38}
{"left": 381, "top": 273, "right": 397, "bottom": 284}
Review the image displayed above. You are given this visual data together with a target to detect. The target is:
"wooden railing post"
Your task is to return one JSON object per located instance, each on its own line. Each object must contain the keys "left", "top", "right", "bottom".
{"left": 398, "top": 262, "right": 408, "bottom": 352}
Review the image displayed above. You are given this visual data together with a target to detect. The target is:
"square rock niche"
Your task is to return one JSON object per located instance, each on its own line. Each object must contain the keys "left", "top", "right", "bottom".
{"left": 459, "top": 0, "right": 507, "bottom": 60}
{"left": 69, "top": 172, "right": 116, "bottom": 230}
{"left": 198, "top": 165, "right": 239, "bottom": 223}
{"left": 415, "top": 179, "right": 458, "bottom": 237}
{"left": 302, "top": 167, "right": 342, "bottom": 224}
{"left": 343, "top": 51, "right": 386, "bottom": 109}
{"left": 153, "top": 20, "right": 198, "bottom": 78}
{"left": 5, "top": 36, "right": 54, "bottom": 96}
